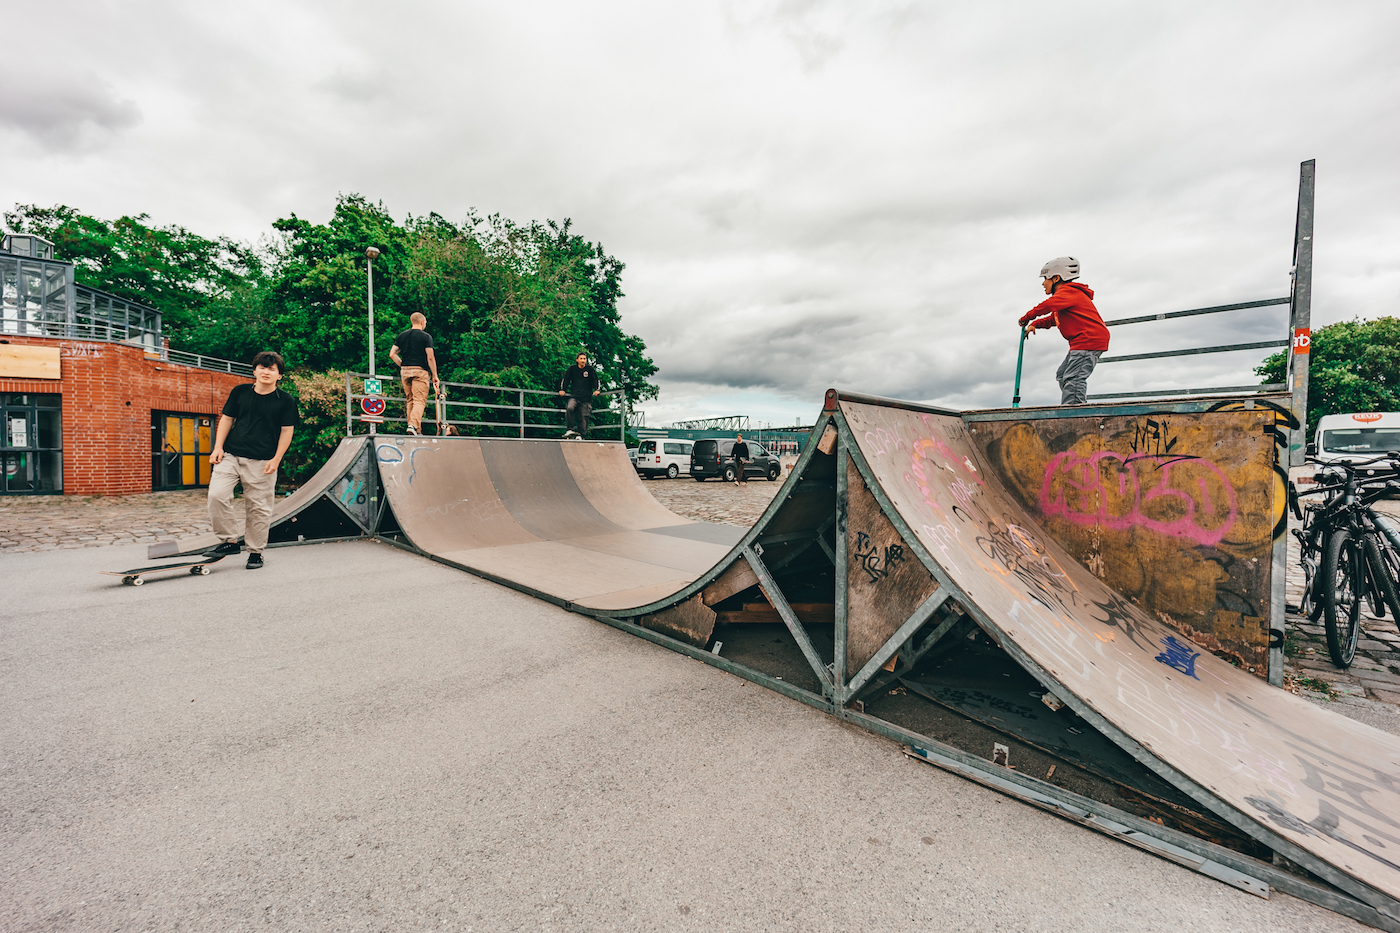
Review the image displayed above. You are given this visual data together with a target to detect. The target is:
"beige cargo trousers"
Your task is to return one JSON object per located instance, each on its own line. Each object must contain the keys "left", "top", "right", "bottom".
{"left": 208, "top": 456, "right": 279, "bottom": 553}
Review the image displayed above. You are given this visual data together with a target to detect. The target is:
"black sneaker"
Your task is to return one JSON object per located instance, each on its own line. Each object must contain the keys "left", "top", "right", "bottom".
{"left": 246, "top": 552, "right": 264, "bottom": 570}
{"left": 211, "top": 541, "right": 241, "bottom": 556}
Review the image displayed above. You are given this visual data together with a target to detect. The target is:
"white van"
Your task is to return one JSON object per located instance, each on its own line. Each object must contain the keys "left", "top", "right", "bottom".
{"left": 636, "top": 439, "right": 694, "bottom": 479}
{"left": 1311, "top": 412, "right": 1400, "bottom": 466}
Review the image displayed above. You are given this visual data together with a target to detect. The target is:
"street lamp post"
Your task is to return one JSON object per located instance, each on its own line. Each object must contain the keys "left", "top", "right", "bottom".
{"left": 365, "top": 247, "right": 380, "bottom": 376}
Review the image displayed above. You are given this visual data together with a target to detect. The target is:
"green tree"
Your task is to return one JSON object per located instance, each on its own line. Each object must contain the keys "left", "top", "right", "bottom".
{"left": 3, "top": 204, "right": 262, "bottom": 344}
{"left": 1256, "top": 317, "right": 1400, "bottom": 434}
{"left": 266, "top": 195, "right": 658, "bottom": 402}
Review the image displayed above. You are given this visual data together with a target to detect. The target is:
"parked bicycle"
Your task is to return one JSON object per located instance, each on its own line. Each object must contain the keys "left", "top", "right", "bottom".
{"left": 1290, "top": 454, "right": 1400, "bottom": 668}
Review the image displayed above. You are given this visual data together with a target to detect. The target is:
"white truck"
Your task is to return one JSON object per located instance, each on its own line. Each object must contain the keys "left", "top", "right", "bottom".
{"left": 1310, "top": 412, "right": 1400, "bottom": 465}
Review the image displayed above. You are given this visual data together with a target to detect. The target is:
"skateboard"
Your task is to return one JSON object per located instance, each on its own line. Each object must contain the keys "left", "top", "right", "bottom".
{"left": 101, "top": 553, "right": 227, "bottom": 586}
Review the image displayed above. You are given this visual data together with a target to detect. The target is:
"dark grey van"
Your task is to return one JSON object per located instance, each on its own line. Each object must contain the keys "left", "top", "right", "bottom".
{"left": 690, "top": 439, "right": 781, "bottom": 482}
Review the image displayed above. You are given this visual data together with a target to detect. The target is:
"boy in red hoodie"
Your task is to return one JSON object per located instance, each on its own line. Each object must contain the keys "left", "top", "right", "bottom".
{"left": 1018, "top": 256, "right": 1110, "bottom": 405}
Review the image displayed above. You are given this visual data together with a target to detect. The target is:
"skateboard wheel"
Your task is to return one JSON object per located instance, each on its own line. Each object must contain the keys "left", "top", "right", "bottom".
{"left": 198, "top": 565, "right": 211, "bottom": 575}
{"left": 130, "top": 576, "right": 144, "bottom": 586}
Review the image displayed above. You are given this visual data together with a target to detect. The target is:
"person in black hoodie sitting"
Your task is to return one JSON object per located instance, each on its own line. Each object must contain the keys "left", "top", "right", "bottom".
{"left": 557, "top": 351, "right": 600, "bottom": 438}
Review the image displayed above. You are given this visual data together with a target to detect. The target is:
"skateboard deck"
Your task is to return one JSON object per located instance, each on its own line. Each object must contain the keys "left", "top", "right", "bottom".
{"left": 101, "top": 553, "right": 227, "bottom": 586}
{"left": 435, "top": 392, "right": 447, "bottom": 435}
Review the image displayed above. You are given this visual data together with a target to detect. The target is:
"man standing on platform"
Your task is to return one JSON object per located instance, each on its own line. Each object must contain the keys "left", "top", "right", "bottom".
{"left": 557, "top": 350, "right": 600, "bottom": 439}
{"left": 208, "top": 351, "right": 300, "bottom": 570}
{"left": 389, "top": 312, "right": 441, "bottom": 435}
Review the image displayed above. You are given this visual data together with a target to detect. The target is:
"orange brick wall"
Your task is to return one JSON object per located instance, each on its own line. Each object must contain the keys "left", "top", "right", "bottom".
{"left": 0, "top": 335, "right": 250, "bottom": 496}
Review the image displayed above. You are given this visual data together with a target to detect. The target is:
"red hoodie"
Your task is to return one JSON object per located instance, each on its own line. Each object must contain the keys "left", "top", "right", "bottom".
{"left": 1018, "top": 281, "right": 1109, "bottom": 352}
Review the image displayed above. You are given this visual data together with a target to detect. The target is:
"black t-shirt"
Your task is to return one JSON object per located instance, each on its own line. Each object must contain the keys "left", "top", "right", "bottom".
{"left": 559, "top": 363, "right": 600, "bottom": 400}
{"left": 395, "top": 328, "right": 434, "bottom": 369}
{"left": 222, "top": 384, "right": 300, "bottom": 460}
{"left": 732, "top": 441, "right": 750, "bottom": 460}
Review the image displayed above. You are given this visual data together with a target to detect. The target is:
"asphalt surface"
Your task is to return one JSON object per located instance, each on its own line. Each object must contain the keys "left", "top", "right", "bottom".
{"left": 0, "top": 539, "right": 1374, "bottom": 931}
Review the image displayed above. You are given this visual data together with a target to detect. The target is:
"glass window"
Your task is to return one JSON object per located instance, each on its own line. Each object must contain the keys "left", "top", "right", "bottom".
{"left": 1323, "top": 428, "right": 1400, "bottom": 454}
{"left": 664, "top": 442, "right": 681, "bottom": 455}
{"left": 639, "top": 441, "right": 656, "bottom": 454}
{"left": 20, "top": 262, "right": 43, "bottom": 333}
{"left": 44, "top": 264, "right": 68, "bottom": 326}
{"left": 0, "top": 393, "right": 61, "bottom": 495}
{"left": 1, "top": 257, "right": 17, "bottom": 334}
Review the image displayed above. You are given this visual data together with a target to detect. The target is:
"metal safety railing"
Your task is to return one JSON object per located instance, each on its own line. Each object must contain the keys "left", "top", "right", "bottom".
{"left": 1085, "top": 296, "right": 1291, "bottom": 400}
{"left": 1010, "top": 160, "right": 1315, "bottom": 459}
{"left": 344, "top": 372, "right": 628, "bottom": 442}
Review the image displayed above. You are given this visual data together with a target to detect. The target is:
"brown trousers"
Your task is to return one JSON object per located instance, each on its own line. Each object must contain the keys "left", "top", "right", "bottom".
{"left": 401, "top": 366, "right": 431, "bottom": 432}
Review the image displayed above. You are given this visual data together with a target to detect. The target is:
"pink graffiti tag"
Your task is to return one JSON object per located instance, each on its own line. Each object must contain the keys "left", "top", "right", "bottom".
{"left": 1039, "top": 451, "right": 1239, "bottom": 546}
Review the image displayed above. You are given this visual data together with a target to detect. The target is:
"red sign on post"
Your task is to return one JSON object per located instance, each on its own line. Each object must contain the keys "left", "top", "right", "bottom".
{"left": 361, "top": 396, "right": 386, "bottom": 416}
{"left": 1292, "top": 328, "right": 1311, "bottom": 354}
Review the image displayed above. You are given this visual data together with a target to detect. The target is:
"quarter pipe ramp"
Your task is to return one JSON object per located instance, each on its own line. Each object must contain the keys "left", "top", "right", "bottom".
{"left": 168, "top": 394, "right": 1400, "bottom": 926}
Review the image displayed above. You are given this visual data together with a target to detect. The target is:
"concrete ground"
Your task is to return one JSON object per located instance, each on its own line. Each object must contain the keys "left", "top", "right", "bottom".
{"left": 0, "top": 539, "right": 1375, "bottom": 932}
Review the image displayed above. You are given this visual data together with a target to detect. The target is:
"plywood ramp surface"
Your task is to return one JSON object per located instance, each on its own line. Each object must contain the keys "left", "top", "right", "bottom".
{"left": 376, "top": 437, "right": 741, "bottom": 610}
{"left": 840, "top": 398, "right": 1400, "bottom": 903}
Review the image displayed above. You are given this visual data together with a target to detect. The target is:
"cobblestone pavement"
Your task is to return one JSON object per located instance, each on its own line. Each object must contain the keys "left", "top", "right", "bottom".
{"left": 5, "top": 464, "right": 1398, "bottom": 716}
{"left": 0, "top": 490, "right": 212, "bottom": 552}
{"left": 641, "top": 469, "right": 788, "bottom": 527}
{"left": 1283, "top": 499, "right": 1400, "bottom": 710}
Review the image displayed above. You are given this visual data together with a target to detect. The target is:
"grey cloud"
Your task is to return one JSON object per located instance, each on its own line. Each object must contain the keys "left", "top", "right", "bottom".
{"left": 0, "top": 71, "right": 140, "bottom": 152}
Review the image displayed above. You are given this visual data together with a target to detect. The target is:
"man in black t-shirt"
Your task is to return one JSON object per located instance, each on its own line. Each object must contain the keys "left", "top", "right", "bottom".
{"left": 557, "top": 351, "right": 600, "bottom": 438}
{"left": 731, "top": 433, "right": 751, "bottom": 486}
{"left": 207, "top": 351, "right": 300, "bottom": 569}
{"left": 389, "top": 313, "right": 441, "bottom": 435}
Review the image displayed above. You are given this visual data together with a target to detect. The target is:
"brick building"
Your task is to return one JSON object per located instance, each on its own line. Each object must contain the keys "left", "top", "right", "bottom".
{"left": 1, "top": 233, "right": 252, "bottom": 496}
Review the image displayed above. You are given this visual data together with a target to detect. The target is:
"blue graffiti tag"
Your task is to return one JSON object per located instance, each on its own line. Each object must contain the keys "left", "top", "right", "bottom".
{"left": 376, "top": 444, "right": 404, "bottom": 464}
{"left": 339, "top": 478, "right": 363, "bottom": 505}
{"left": 403, "top": 446, "right": 436, "bottom": 485}
{"left": 1155, "top": 635, "right": 1201, "bottom": 680}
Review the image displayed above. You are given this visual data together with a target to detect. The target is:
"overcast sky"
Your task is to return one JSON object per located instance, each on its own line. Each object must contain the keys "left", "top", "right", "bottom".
{"left": 5, "top": 0, "right": 1398, "bottom": 425}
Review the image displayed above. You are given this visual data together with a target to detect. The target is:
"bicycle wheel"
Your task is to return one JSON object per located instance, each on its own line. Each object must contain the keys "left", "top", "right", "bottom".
{"left": 1363, "top": 533, "right": 1400, "bottom": 630}
{"left": 1323, "top": 528, "right": 1363, "bottom": 668}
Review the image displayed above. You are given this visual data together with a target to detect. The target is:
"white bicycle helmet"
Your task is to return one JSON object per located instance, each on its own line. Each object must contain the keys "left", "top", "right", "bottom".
{"left": 1039, "top": 256, "right": 1080, "bottom": 281}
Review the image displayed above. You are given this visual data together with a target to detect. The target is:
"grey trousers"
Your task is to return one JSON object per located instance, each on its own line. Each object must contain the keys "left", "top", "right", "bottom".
{"left": 208, "top": 455, "right": 278, "bottom": 553}
{"left": 565, "top": 397, "right": 592, "bottom": 435}
{"left": 1055, "top": 350, "right": 1102, "bottom": 405}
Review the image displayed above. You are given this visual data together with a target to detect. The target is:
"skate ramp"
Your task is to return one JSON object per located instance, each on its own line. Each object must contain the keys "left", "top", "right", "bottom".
{"left": 148, "top": 436, "right": 376, "bottom": 558}
{"left": 214, "top": 397, "right": 1400, "bottom": 920}
{"left": 832, "top": 395, "right": 1400, "bottom": 912}
{"left": 373, "top": 436, "right": 743, "bottom": 610}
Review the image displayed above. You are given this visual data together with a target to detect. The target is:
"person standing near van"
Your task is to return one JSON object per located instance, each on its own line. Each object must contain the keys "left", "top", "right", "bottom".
{"left": 731, "top": 433, "right": 751, "bottom": 485}
{"left": 1017, "top": 256, "right": 1109, "bottom": 405}
{"left": 558, "top": 351, "right": 600, "bottom": 438}
{"left": 389, "top": 312, "right": 441, "bottom": 435}
{"left": 208, "top": 351, "right": 299, "bottom": 570}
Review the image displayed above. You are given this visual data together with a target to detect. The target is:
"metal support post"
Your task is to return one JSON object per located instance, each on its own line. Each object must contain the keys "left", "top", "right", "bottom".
{"left": 1287, "top": 160, "right": 1315, "bottom": 467}
{"left": 834, "top": 440, "right": 849, "bottom": 693}
{"left": 1269, "top": 521, "right": 1287, "bottom": 687}
{"left": 743, "top": 546, "right": 835, "bottom": 696}
{"left": 519, "top": 390, "right": 525, "bottom": 438}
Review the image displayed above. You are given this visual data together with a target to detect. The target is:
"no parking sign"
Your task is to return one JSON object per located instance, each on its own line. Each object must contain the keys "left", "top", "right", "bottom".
{"left": 361, "top": 396, "right": 386, "bottom": 423}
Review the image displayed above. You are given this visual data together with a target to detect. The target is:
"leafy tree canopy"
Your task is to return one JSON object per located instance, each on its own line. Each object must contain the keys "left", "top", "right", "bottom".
{"left": 4, "top": 203, "right": 262, "bottom": 338}
{"left": 1257, "top": 317, "right": 1400, "bottom": 434}
{"left": 5, "top": 196, "right": 658, "bottom": 404}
